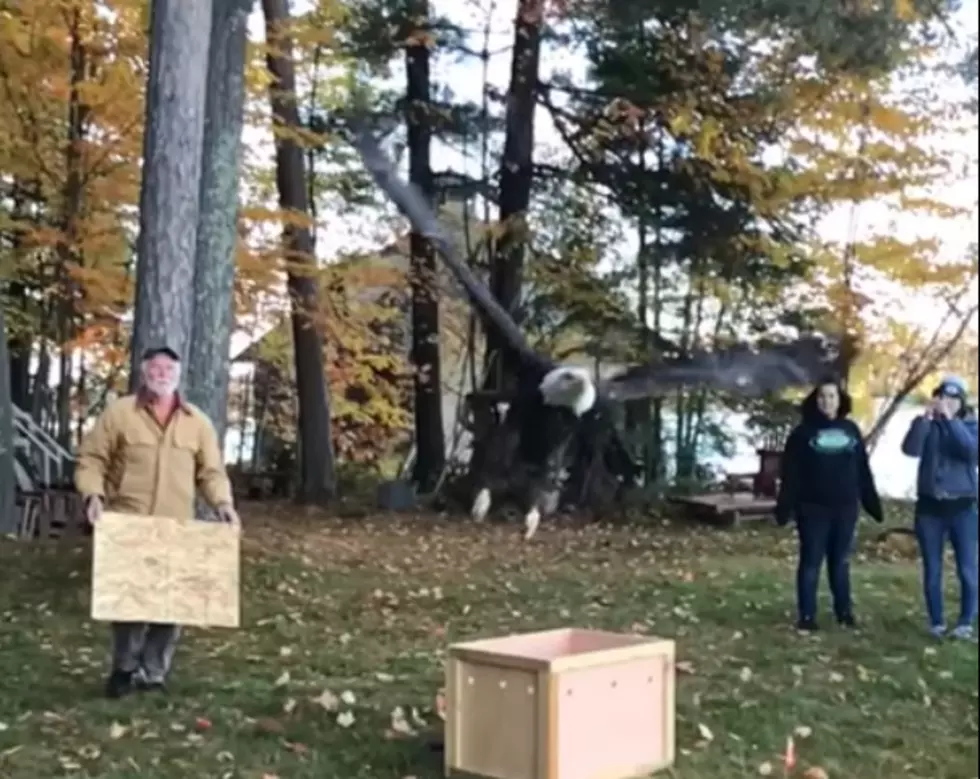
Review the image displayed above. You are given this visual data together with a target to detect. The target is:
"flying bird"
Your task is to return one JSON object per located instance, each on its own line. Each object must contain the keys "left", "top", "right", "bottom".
{"left": 352, "top": 130, "right": 839, "bottom": 539}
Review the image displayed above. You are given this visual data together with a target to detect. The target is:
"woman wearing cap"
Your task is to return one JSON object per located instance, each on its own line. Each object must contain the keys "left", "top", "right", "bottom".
{"left": 901, "top": 375, "right": 979, "bottom": 640}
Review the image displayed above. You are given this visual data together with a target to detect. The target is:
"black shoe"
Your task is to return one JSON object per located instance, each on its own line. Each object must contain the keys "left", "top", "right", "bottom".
{"left": 133, "top": 672, "right": 167, "bottom": 693}
{"left": 837, "top": 614, "right": 858, "bottom": 629}
{"left": 796, "top": 617, "right": 819, "bottom": 632}
{"left": 104, "top": 669, "right": 135, "bottom": 699}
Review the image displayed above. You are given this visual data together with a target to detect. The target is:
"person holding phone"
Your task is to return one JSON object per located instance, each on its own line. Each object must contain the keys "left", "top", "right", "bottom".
{"left": 901, "top": 375, "right": 979, "bottom": 640}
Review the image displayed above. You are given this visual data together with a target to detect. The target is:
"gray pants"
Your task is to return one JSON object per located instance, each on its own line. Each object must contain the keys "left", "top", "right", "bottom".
{"left": 111, "top": 622, "right": 181, "bottom": 683}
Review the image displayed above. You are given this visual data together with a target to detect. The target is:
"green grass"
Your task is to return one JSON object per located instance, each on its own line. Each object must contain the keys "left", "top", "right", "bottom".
{"left": 0, "top": 501, "right": 976, "bottom": 779}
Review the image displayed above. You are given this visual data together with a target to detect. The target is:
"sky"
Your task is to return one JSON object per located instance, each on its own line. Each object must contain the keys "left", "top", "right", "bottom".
{"left": 233, "top": 0, "right": 980, "bottom": 355}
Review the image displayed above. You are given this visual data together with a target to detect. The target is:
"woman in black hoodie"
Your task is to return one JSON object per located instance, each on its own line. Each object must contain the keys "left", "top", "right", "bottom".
{"left": 775, "top": 378, "right": 884, "bottom": 631}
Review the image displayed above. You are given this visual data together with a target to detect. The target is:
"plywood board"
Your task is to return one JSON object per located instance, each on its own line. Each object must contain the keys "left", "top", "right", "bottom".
{"left": 91, "top": 511, "right": 240, "bottom": 628}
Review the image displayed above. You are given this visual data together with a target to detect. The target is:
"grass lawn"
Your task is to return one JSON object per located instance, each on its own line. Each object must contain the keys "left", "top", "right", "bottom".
{"left": 0, "top": 501, "right": 977, "bottom": 779}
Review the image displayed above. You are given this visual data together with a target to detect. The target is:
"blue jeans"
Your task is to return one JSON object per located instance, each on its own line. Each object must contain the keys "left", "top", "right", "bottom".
{"left": 796, "top": 503, "right": 859, "bottom": 621}
{"left": 914, "top": 505, "right": 979, "bottom": 629}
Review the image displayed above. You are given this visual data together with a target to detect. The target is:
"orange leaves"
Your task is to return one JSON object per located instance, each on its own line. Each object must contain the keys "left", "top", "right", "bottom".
{"left": 238, "top": 253, "right": 414, "bottom": 464}
{"left": 0, "top": 0, "right": 146, "bottom": 340}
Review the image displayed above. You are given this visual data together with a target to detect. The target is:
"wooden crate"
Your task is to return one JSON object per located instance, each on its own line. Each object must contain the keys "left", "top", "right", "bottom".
{"left": 445, "top": 627, "right": 675, "bottom": 779}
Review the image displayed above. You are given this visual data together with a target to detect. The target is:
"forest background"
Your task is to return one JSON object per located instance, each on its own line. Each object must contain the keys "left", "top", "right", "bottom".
{"left": 0, "top": 0, "right": 977, "bottom": 509}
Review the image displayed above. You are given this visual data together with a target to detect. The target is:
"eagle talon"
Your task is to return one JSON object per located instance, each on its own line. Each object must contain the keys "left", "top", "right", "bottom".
{"left": 471, "top": 488, "right": 491, "bottom": 522}
{"left": 523, "top": 508, "right": 541, "bottom": 540}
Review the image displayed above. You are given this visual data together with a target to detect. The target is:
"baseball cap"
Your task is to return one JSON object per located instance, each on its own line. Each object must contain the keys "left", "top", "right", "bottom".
{"left": 936, "top": 374, "right": 968, "bottom": 398}
{"left": 141, "top": 344, "right": 181, "bottom": 362}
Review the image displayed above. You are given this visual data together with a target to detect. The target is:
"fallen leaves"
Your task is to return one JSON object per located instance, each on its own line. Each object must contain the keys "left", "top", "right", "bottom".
{"left": 696, "top": 722, "right": 714, "bottom": 746}
{"left": 312, "top": 689, "right": 340, "bottom": 711}
{"left": 336, "top": 711, "right": 356, "bottom": 728}
{"left": 386, "top": 706, "right": 416, "bottom": 739}
{"left": 0, "top": 508, "right": 973, "bottom": 779}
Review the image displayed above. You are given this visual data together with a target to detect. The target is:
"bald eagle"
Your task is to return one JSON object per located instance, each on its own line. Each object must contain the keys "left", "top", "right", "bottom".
{"left": 355, "top": 132, "right": 839, "bottom": 539}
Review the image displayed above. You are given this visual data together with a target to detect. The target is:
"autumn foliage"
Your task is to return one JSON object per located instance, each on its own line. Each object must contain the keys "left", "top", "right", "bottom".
{"left": 0, "top": 0, "right": 975, "bottom": 477}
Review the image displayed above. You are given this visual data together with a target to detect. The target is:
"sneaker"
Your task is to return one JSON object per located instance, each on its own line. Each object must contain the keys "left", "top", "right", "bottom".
{"left": 104, "top": 669, "right": 135, "bottom": 699}
{"left": 796, "top": 617, "right": 819, "bottom": 632}
{"left": 950, "top": 625, "right": 975, "bottom": 641}
{"left": 928, "top": 624, "right": 947, "bottom": 639}
{"left": 837, "top": 614, "right": 858, "bottom": 629}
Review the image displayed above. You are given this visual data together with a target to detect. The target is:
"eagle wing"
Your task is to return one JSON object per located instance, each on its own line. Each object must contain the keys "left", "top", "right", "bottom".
{"left": 602, "top": 336, "right": 840, "bottom": 400}
{"left": 354, "top": 129, "right": 554, "bottom": 377}
{"left": 353, "top": 128, "right": 841, "bottom": 400}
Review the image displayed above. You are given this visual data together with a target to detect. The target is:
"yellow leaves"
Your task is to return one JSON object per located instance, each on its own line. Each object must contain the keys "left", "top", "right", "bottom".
{"left": 893, "top": 0, "right": 916, "bottom": 21}
{"left": 0, "top": 0, "right": 145, "bottom": 333}
{"left": 268, "top": 117, "right": 330, "bottom": 150}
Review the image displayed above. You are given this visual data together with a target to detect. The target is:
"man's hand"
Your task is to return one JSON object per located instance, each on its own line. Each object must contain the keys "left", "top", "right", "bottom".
{"left": 84, "top": 495, "right": 103, "bottom": 525}
{"left": 216, "top": 503, "right": 240, "bottom": 526}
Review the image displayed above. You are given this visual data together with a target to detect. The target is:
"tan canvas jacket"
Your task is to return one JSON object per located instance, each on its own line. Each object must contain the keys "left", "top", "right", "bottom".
{"left": 74, "top": 393, "right": 233, "bottom": 519}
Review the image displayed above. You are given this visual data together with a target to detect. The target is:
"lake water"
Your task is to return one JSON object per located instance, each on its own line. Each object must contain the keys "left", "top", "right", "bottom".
{"left": 223, "top": 400, "right": 935, "bottom": 499}
{"left": 702, "top": 403, "right": 926, "bottom": 500}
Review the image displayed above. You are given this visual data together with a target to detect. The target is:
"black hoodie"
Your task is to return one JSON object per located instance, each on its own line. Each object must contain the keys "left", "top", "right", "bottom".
{"left": 775, "top": 383, "right": 884, "bottom": 523}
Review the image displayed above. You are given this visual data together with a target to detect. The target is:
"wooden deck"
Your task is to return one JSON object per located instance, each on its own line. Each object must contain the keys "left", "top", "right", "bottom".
{"left": 669, "top": 491, "right": 776, "bottom": 527}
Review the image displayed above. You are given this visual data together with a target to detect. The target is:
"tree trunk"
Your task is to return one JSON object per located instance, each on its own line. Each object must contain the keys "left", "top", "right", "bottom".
{"left": 405, "top": 1, "right": 445, "bottom": 493}
{"left": 7, "top": 182, "right": 32, "bottom": 411}
{"left": 185, "top": 0, "right": 254, "bottom": 440}
{"left": 483, "top": 0, "right": 543, "bottom": 384}
{"left": 129, "top": 0, "right": 214, "bottom": 388}
{"left": 0, "top": 303, "right": 15, "bottom": 534}
{"left": 262, "top": 0, "right": 337, "bottom": 504}
{"left": 57, "top": 5, "right": 89, "bottom": 451}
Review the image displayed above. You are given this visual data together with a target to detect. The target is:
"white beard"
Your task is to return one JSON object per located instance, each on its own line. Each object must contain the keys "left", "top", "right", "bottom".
{"left": 144, "top": 378, "right": 179, "bottom": 397}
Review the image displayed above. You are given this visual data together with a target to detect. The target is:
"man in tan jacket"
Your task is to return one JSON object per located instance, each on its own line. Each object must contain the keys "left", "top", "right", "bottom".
{"left": 75, "top": 344, "right": 239, "bottom": 698}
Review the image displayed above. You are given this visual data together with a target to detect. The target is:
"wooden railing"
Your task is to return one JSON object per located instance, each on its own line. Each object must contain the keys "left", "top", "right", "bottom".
{"left": 16, "top": 489, "right": 88, "bottom": 540}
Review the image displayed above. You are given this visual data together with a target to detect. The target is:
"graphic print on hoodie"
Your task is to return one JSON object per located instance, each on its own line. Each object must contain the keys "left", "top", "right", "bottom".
{"left": 776, "top": 385, "right": 883, "bottom": 521}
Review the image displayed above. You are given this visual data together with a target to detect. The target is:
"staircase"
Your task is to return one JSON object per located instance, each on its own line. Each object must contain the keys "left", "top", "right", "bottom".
{"left": 13, "top": 406, "right": 75, "bottom": 488}
{"left": 7, "top": 408, "right": 80, "bottom": 539}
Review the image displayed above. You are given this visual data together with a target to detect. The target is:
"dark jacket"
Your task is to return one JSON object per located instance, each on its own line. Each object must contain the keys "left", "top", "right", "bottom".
{"left": 901, "top": 412, "right": 978, "bottom": 500}
{"left": 775, "top": 385, "right": 883, "bottom": 525}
